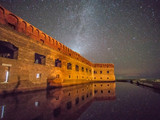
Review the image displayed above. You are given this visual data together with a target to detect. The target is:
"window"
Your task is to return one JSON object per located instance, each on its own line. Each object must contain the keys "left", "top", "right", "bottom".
{"left": 89, "top": 70, "right": 91, "bottom": 73}
{"left": 82, "top": 67, "right": 84, "bottom": 72}
{"left": 55, "top": 59, "right": 61, "bottom": 67}
{"left": 75, "top": 97, "right": 79, "bottom": 105}
{"left": 66, "top": 101, "right": 72, "bottom": 110}
{"left": 36, "top": 73, "right": 41, "bottom": 79}
{"left": 69, "top": 75, "right": 71, "bottom": 78}
{"left": 0, "top": 41, "right": 18, "bottom": 59}
{"left": 67, "top": 63, "right": 72, "bottom": 70}
{"left": 56, "top": 74, "right": 60, "bottom": 78}
{"left": 75, "top": 65, "right": 79, "bottom": 71}
{"left": 53, "top": 107, "right": 61, "bottom": 117}
{"left": 82, "top": 95, "right": 85, "bottom": 101}
{"left": 94, "top": 71, "right": 97, "bottom": 74}
{"left": 34, "top": 53, "right": 46, "bottom": 65}
{"left": 107, "top": 71, "right": 109, "bottom": 74}
{"left": 94, "top": 90, "right": 98, "bottom": 94}
{"left": 100, "top": 71, "right": 102, "bottom": 74}
{"left": 86, "top": 68, "right": 88, "bottom": 73}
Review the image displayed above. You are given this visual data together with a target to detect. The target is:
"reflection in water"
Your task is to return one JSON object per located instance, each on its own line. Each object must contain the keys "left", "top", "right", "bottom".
{"left": 0, "top": 105, "right": 5, "bottom": 119}
{"left": 0, "top": 82, "right": 116, "bottom": 120}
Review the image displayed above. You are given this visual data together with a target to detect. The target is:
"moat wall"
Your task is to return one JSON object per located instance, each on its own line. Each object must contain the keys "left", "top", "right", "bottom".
{"left": 0, "top": 5, "right": 115, "bottom": 94}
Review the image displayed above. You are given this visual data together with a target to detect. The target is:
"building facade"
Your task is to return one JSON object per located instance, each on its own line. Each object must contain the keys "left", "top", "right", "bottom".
{"left": 0, "top": 5, "right": 115, "bottom": 93}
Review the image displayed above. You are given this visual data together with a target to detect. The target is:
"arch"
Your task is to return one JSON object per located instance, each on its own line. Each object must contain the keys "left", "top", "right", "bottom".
{"left": 52, "top": 39, "right": 54, "bottom": 44}
{"left": 40, "top": 33, "right": 46, "bottom": 44}
{"left": 56, "top": 41, "right": 58, "bottom": 46}
{"left": 0, "top": 7, "right": 5, "bottom": 24}
{"left": 6, "top": 14, "right": 19, "bottom": 29}
{"left": 67, "top": 63, "right": 72, "bottom": 70}
{"left": 35, "top": 29, "right": 39, "bottom": 37}
{"left": 48, "top": 36, "right": 51, "bottom": 43}
{"left": 27, "top": 25, "right": 34, "bottom": 34}
{"left": 42, "top": 33, "right": 45, "bottom": 39}
{"left": 59, "top": 43, "right": 62, "bottom": 48}
{"left": 19, "top": 21, "right": 27, "bottom": 33}
{"left": 0, "top": 41, "right": 18, "bottom": 59}
{"left": 0, "top": 6, "right": 4, "bottom": 17}
{"left": 75, "top": 65, "right": 79, "bottom": 71}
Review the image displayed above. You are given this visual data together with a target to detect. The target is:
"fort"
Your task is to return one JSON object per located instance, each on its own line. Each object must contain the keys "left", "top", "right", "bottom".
{"left": 0, "top": 5, "right": 115, "bottom": 94}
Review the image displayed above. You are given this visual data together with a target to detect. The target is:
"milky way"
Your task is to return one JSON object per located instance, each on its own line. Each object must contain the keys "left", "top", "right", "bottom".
{"left": 0, "top": 0, "right": 160, "bottom": 79}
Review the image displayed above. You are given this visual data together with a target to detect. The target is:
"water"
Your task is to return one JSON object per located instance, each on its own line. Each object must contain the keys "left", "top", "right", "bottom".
{"left": 0, "top": 82, "right": 160, "bottom": 120}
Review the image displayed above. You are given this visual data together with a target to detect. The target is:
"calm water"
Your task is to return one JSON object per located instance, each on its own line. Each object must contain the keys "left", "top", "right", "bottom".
{"left": 0, "top": 82, "right": 160, "bottom": 120}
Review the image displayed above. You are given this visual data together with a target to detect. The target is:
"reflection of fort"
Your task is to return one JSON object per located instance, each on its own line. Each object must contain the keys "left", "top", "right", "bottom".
{"left": 0, "top": 5, "right": 115, "bottom": 93}
{"left": 0, "top": 82, "right": 116, "bottom": 120}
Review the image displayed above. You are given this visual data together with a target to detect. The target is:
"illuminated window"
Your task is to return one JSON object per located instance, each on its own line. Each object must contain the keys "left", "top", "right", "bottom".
{"left": 36, "top": 73, "right": 41, "bottom": 79}
{"left": 35, "top": 101, "right": 40, "bottom": 107}
{"left": 5, "top": 69, "right": 9, "bottom": 83}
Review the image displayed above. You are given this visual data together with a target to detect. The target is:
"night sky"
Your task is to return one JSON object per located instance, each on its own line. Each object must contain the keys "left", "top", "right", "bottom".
{"left": 0, "top": 0, "right": 160, "bottom": 79}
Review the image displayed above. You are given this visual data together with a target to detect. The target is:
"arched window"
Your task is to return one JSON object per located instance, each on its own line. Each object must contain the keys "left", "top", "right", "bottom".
{"left": 75, "top": 65, "right": 79, "bottom": 71}
{"left": 67, "top": 63, "right": 72, "bottom": 70}
{"left": 82, "top": 67, "right": 84, "bottom": 72}
{"left": 94, "top": 71, "right": 97, "bottom": 74}
{"left": 86, "top": 68, "right": 88, "bottom": 73}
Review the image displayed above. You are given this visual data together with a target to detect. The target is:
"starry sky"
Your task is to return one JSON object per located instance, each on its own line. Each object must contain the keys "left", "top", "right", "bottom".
{"left": 0, "top": 0, "right": 160, "bottom": 79}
